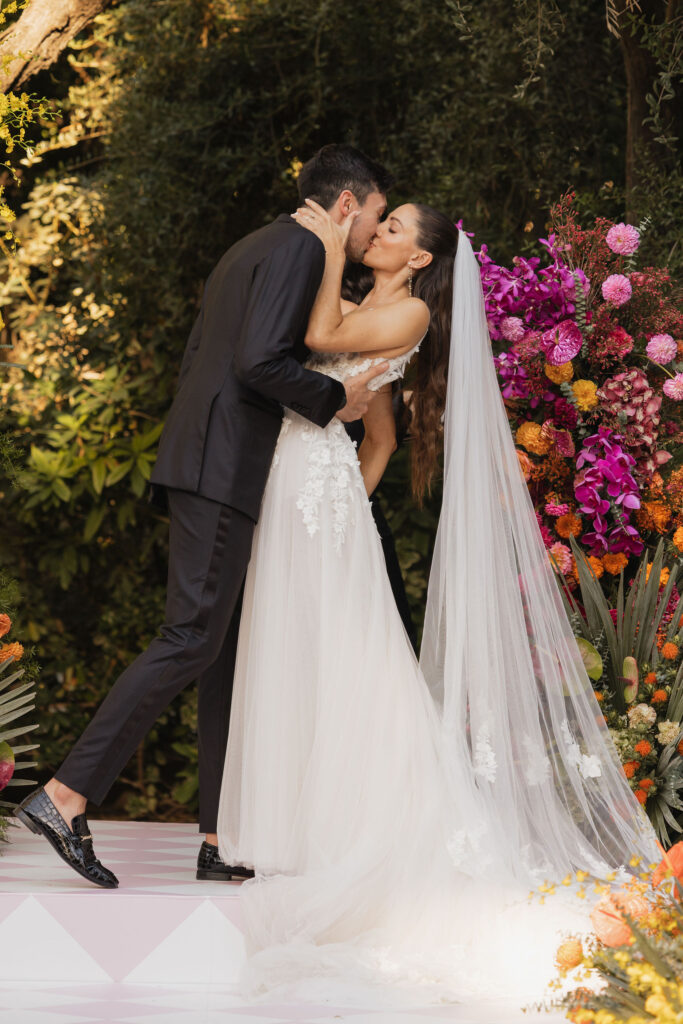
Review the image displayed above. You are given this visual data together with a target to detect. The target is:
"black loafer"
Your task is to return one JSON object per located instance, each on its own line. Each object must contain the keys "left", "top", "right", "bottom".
{"left": 196, "top": 840, "right": 254, "bottom": 881}
{"left": 16, "top": 786, "right": 119, "bottom": 889}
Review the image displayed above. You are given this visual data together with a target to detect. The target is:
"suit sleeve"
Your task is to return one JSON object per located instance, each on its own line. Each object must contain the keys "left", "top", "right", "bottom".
{"left": 177, "top": 302, "right": 205, "bottom": 390}
{"left": 233, "top": 232, "right": 346, "bottom": 428}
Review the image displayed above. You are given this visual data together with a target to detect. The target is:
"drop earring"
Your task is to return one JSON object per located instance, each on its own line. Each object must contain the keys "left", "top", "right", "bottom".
{"left": 408, "top": 266, "right": 413, "bottom": 296}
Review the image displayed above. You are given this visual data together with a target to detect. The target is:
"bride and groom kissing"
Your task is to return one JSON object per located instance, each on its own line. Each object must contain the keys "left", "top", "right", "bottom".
{"left": 17, "top": 143, "right": 660, "bottom": 1000}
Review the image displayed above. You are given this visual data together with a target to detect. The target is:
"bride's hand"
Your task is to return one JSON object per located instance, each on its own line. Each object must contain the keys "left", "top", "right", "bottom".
{"left": 292, "top": 198, "right": 358, "bottom": 258}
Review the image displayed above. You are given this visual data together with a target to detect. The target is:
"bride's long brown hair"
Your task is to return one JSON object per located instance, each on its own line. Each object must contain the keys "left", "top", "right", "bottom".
{"left": 410, "top": 205, "right": 459, "bottom": 503}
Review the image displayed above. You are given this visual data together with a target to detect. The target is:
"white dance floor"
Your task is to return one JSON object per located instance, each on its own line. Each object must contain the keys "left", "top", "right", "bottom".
{"left": 0, "top": 819, "right": 568, "bottom": 1023}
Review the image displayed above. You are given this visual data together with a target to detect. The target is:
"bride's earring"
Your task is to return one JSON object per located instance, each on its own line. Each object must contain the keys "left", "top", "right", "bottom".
{"left": 408, "top": 265, "right": 413, "bottom": 296}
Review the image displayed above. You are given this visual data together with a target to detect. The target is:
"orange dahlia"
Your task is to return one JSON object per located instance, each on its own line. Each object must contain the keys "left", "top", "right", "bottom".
{"left": 636, "top": 501, "right": 671, "bottom": 534}
{"left": 515, "top": 421, "right": 551, "bottom": 455}
{"left": 645, "top": 563, "right": 670, "bottom": 587}
{"left": 623, "top": 761, "right": 640, "bottom": 779}
{"left": 652, "top": 689, "right": 668, "bottom": 703}
{"left": 635, "top": 789, "right": 648, "bottom": 805}
{"left": 516, "top": 449, "right": 532, "bottom": 482}
{"left": 634, "top": 740, "right": 652, "bottom": 757}
{"left": 645, "top": 672, "right": 657, "bottom": 686}
{"left": 603, "top": 552, "right": 629, "bottom": 575}
{"left": 662, "top": 642, "right": 679, "bottom": 661}
{"left": 0, "top": 642, "right": 23, "bottom": 664}
{"left": 587, "top": 555, "right": 604, "bottom": 578}
{"left": 639, "top": 778, "right": 654, "bottom": 790}
{"left": 594, "top": 691, "right": 604, "bottom": 702}
{"left": 674, "top": 526, "right": 683, "bottom": 553}
{"left": 0, "top": 614, "right": 10, "bottom": 639}
{"left": 544, "top": 361, "right": 574, "bottom": 384}
{"left": 555, "top": 513, "right": 582, "bottom": 539}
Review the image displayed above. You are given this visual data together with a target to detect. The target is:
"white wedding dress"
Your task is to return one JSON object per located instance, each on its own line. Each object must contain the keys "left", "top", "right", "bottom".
{"left": 217, "top": 234, "right": 660, "bottom": 1006}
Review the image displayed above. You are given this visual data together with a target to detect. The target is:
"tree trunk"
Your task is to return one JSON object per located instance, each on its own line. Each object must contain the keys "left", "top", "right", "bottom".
{"left": 0, "top": 0, "right": 110, "bottom": 93}
{"left": 617, "top": 0, "right": 682, "bottom": 218}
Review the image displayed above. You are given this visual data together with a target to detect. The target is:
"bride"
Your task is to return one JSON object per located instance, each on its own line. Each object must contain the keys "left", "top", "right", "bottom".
{"left": 216, "top": 199, "right": 659, "bottom": 1004}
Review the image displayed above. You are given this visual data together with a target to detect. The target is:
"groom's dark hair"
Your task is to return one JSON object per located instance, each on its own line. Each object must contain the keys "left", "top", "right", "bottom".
{"left": 297, "top": 144, "right": 394, "bottom": 210}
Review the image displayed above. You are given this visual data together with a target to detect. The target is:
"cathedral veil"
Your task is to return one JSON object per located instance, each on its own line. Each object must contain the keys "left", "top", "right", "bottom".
{"left": 419, "top": 230, "right": 660, "bottom": 883}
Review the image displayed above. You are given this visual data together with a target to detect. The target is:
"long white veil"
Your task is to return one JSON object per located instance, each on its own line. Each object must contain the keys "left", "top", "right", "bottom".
{"left": 419, "top": 230, "right": 660, "bottom": 883}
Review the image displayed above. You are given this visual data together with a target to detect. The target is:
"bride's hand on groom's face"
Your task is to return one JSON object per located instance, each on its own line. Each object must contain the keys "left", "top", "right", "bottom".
{"left": 292, "top": 198, "right": 359, "bottom": 257}
{"left": 336, "top": 363, "right": 390, "bottom": 423}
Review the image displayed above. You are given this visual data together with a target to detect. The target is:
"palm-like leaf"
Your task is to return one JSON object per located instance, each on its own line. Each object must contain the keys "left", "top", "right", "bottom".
{"left": 0, "top": 655, "right": 39, "bottom": 833}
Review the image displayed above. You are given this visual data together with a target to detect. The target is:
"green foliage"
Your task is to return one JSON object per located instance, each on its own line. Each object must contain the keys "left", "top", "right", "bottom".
{"left": 0, "top": 0, "right": 679, "bottom": 820}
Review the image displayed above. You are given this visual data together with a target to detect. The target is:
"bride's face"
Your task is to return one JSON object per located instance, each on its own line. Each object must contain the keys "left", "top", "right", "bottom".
{"left": 362, "top": 204, "right": 424, "bottom": 274}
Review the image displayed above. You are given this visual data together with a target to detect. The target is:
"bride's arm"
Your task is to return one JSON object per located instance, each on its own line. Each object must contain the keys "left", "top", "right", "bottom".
{"left": 357, "top": 385, "right": 397, "bottom": 496}
{"left": 293, "top": 201, "right": 429, "bottom": 356}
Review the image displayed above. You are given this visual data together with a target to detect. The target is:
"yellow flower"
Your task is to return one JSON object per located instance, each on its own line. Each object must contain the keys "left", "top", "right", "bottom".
{"left": 572, "top": 379, "right": 599, "bottom": 412}
{"left": 544, "top": 361, "right": 574, "bottom": 384}
{"left": 515, "top": 420, "right": 551, "bottom": 455}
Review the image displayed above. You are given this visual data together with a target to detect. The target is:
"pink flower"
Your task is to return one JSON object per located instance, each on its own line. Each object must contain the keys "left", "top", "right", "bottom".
{"left": 601, "top": 274, "right": 632, "bottom": 306}
{"left": 606, "top": 325, "right": 634, "bottom": 359}
{"left": 646, "top": 333, "right": 678, "bottom": 365}
{"left": 605, "top": 223, "right": 640, "bottom": 256}
{"left": 500, "top": 316, "right": 526, "bottom": 342}
{"left": 548, "top": 542, "right": 572, "bottom": 574}
{"left": 545, "top": 501, "right": 570, "bottom": 517}
{"left": 541, "top": 320, "right": 583, "bottom": 365}
{"left": 663, "top": 374, "right": 683, "bottom": 401}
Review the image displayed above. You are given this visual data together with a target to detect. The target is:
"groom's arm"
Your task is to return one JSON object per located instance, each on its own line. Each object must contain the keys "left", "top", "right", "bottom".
{"left": 233, "top": 231, "right": 346, "bottom": 428}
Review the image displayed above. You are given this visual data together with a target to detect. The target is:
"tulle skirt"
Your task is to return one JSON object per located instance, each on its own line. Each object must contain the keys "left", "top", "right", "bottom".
{"left": 217, "top": 412, "right": 592, "bottom": 1006}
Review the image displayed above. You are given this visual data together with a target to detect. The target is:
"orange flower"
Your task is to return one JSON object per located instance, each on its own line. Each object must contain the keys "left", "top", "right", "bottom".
{"left": 594, "top": 691, "right": 604, "bottom": 702}
{"left": 635, "top": 789, "right": 648, "bottom": 804}
{"left": 674, "top": 526, "right": 683, "bottom": 553}
{"left": 515, "top": 420, "right": 551, "bottom": 456}
{"left": 516, "top": 449, "right": 532, "bottom": 482}
{"left": 634, "top": 740, "right": 652, "bottom": 757}
{"left": 678, "top": 737, "right": 683, "bottom": 757}
{"left": 623, "top": 760, "right": 640, "bottom": 779}
{"left": 590, "top": 889, "right": 650, "bottom": 946}
{"left": 645, "top": 562, "right": 670, "bottom": 586}
{"left": 555, "top": 513, "right": 582, "bottom": 539}
{"left": 555, "top": 938, "right": 583, "bottom": 970}
{"left": 544, "top": 361, "right": 574, "bottom": 384}
{"left": 0, "top": 614, "right": 10, "bottom": 639}
{"left": 662, "top": 642, "right": 679, "bottom": 661}
{"left": 644, "top": 672, "right": 657, "bottom": 686}
{"left": 0, "top": 642, "right": 23, "bottom": 664}
{"left": 652, "top": 840, "right": 683, "bottom": 887}
{"left": 635, "top": 501, "right": 671, "bottom": 535}
{"left": 639, "top": 778, "right": 654, "bottom": 790}
{"left": 587, "top": 555, "right": 604, "bottom": 578}
{"left": 603, "top": 552, "right": 629, "bottom": 575}
{"left": 652, "top": 689, "right": 668, "bottom": 703}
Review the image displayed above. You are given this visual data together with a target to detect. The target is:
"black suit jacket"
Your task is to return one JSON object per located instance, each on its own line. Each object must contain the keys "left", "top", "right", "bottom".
{"left": 150, "top": 215, "right": 345, "bottom": 521}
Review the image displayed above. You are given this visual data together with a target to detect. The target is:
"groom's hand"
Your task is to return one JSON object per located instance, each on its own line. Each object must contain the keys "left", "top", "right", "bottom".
{"left": 336, "top": 362, "right": 390, "bottom": 423}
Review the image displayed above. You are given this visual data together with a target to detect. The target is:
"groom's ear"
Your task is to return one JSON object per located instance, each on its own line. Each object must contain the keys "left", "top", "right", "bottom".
{"left": 329, "top": 189, "right": 357, "bottom": 224}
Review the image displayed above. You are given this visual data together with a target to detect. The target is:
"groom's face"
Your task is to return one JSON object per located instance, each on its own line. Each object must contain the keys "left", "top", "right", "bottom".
{"left": 344, "top": 191, "right": 387, "bottom": 262}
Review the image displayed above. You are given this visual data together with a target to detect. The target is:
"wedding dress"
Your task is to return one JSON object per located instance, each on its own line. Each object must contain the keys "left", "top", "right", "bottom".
{"left": 217, "top": 232, "right": 660, "bottom": 1006}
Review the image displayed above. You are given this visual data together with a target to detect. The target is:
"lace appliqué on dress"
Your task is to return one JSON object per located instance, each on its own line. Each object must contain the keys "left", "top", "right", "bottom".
{"left": 473, "top": 724, "right": 497, "bottom": 783}
{"left": 295, "top": 420, "right": 365, "bottom": 555}
{"left": 561, "top": 719, "right": 603, "bottom": 779}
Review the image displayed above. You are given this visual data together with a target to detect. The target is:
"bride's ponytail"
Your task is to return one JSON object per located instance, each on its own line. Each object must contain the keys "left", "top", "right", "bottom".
{"left": 410, "top": 206, "right": 459, "bottom": 504}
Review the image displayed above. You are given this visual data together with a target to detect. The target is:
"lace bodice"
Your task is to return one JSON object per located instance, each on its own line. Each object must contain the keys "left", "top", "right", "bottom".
{"left": 304, "top": 341, "right": 422, "bottom": 391}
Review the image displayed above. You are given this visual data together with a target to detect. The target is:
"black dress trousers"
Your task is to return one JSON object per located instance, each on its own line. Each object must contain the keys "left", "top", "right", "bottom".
{"left": 56, "top": 488, "right": 254, "bottom": 833}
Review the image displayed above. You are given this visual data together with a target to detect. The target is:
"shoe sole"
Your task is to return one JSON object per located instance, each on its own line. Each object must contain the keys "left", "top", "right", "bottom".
{"left": 16, "top": 808, "right": 119, "bottom": 889}
{"left": 196, "top": 868, "right": 253, "bottom": 881}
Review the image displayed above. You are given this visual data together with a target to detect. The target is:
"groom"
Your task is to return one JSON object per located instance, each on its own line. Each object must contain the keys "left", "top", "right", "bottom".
{"left": 17, "top": 145, "right": 394, "bottom": 888}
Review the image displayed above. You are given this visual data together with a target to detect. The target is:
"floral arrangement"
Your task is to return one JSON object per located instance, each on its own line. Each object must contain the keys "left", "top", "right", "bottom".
{"left": 564, "top": 542, "right": 683, "bottom": 846}
{"left": 484, "top": 193, "right": 683, "bottom": 581}
{"left": 552, "top": 844, "right": 683, "bottom": 1023}
{"left": 0, "top": 606, "right": 38, "bottom": 845}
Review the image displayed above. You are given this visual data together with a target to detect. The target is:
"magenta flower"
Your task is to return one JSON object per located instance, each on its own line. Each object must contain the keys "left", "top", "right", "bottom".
{"left": 663, "top": 373, "right": 683, "bottom": 401}
{"left": 548, "top": 542, "right": 572, "bottom": 574}
{"left": 646, "top": 333, "right": 678, "bottom": 365}
{"left": 605, "top": 223, "right": 640, "bottom": 256}
{"left": 551, "top": 397, "right": 579, "bottom": 431}
{"left": 574, "top": 427, "right": 643, "bottom": 556}
{"left": 500, "top": 316, "right": 526, "bottom": 342}
{"left": 545, "top": 501, "right": 570, "bottom": 517}
{"left": 494, "top": 351, "right": 530, "bottom": 399}
{"left": 541, "top": 319, "right": 583, "bottom": 365}
{"left": 601, "top": 274, "right": 632, "bottom": 306}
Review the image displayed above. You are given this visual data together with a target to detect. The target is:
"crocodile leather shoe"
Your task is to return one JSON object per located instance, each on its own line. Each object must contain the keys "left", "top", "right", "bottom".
{"left": 196, "top": 840, "right": 254, "bottom": 881}
{"left": 16, "top": 787, "right": 119, "bottom": 889}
